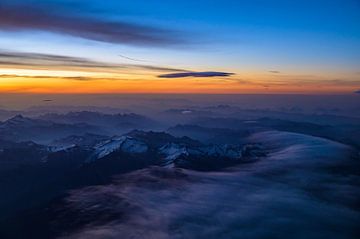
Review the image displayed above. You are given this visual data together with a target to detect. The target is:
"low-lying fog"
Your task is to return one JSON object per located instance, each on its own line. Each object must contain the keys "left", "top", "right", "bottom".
{"left": 58, "top": 132, "right": 360, "bottom": 239}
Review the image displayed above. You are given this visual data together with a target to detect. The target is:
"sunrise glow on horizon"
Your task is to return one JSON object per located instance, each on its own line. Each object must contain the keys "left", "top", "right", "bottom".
{"left": 0, "top": 0, "right": 359, "bottom": 94}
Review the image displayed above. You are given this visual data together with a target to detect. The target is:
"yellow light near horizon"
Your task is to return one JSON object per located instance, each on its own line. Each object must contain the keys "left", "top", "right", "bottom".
{"left": 0, "top": 70, "right": 359, "bottom": 94}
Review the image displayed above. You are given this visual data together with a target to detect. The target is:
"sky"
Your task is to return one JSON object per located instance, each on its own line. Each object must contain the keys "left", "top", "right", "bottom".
{"left": 0, "top": 0, "right": 359, "bottom": 94}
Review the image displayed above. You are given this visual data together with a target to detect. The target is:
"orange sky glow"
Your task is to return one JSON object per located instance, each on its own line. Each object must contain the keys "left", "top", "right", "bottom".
{"left": 0, "top": 67, "right": 359, "bottom": 94}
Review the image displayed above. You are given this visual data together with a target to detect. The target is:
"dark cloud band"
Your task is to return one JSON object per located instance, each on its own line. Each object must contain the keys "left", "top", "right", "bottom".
{"left": 0, "top": 3, "right": 182, "bottom": 46}
{"left": 158, "top": 71, "right": 234, "bottom": 78}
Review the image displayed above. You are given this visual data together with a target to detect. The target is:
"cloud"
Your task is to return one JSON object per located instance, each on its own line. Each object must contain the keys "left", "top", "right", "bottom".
{"left": 158, "top": 71, "right": 234, "bottom": 78}
{"left": 0, "top": 74, "right": 96, "bottom": 81}
{"left": 0, "top": 74, "right": 139, "bottom": 82}
{"left": 354, "top": 90, "right": 360, "bottom": 94}
{"left": 268, "top": 70, "right": 280, "bottom": 74}
{"left": 261, "top": 74, "right": 360, "bottom": 88}
{"left": 49, "top": 132, "right": 359, "bottom": 239}
{"left": 118, "top": 54, "right": 149, "bottom": 63}
{"left": 0, "top": 50, "right": 185, "bottom": 73}
{"left": 0, "top": 3, "right": 183, "bottom": 46}
{"left": 0, "top": 51, "right": 111, "bottom": 68}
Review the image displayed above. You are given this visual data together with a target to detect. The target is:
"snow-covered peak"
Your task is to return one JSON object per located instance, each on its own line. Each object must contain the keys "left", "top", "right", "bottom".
{"left": 93, "top": 136, "right": 148, "bottom": 160}
{"left": 158, "top": 143, "right": 246, "bottom": 167}
{"left": 159, "top": 143, "right": 189, "bottom": 167}
{"left": 47, "top": 144, "right": 77, "bottom": 153}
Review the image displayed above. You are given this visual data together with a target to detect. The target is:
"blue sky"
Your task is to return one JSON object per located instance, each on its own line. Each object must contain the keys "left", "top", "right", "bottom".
{"left": 0, "top": 0, "right": 359, "bottom": 93}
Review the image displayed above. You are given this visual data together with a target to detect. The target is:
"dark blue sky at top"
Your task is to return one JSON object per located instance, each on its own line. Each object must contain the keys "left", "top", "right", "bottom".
{"left": 10, "top": 0, "right": 357, "bottom": 34}
{"left": 0, "top": 0, "right": 359, "bottom": 73}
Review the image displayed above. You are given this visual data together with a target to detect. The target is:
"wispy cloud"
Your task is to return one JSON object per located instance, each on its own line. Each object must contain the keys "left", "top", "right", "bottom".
{"left": 0, "top": 50, "right": 185, "bottom": 73}
{"left": 158, "top": 71, "right": 234, "bottom": 78}
{"left": 0, "top": 74, "right": 163, "bottom": 82}
{"left": 268, "top": 70, "right": 280, "bottom": 74}
{"left": 354, "top": 90, "right": 360, "bottom": 94}
{"left": 0, "top": 51, "right": 112, "bottom": 68}
{"left": 0, "top": 2, "right": 183, "bottom": 46}
{"left": 118, "top": 54, "right": 150, "bottom": 63}
{"left": 0, "top": 74, "right": 95, "bottom": 81}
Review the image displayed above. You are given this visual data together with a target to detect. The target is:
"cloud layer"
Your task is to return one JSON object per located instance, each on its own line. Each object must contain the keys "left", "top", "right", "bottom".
{"left": 0, "top": 50, "right": 185, "bottom": 73}
{"left": 51, "top": 132, "right": 359, "bottom": 239}
{"left": 158, "top": 71, "right": 234, "bottom": 78}
{"left": 0, "top": 2, "right": 182, "bottom": 46}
